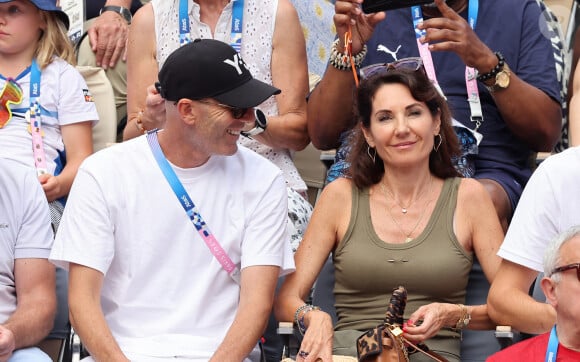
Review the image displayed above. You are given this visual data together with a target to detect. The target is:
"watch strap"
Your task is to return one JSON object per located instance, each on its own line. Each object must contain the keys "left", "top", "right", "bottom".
{"left": 100, "top": 5, "right": 132, "bottom": 24}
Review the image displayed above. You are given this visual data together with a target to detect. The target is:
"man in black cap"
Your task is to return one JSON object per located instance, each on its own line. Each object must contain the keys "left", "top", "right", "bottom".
{"left": 50, "top": 39, "right": 294, "bottom": 362}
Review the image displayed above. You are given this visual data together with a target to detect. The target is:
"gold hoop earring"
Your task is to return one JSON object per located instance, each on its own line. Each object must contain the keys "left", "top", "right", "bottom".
{"left": 433, "top": 134, "right": 442, "bottom": 152}
{"left": 367, "top": 145, "right": 376, "bottom": 163}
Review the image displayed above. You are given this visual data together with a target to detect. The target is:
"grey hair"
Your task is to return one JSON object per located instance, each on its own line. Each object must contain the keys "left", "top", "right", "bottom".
{"left": 543, "top": 225, "right": 580, "bottom": 282}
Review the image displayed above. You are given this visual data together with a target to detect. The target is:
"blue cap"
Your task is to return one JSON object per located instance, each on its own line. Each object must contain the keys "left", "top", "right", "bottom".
{"left": 0, "top": 0, "right": 69, "bottom": 29}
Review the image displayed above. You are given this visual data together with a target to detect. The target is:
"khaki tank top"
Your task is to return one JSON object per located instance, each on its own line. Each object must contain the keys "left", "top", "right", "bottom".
{"left": 333, "top": 177, "right": 472, "bottom": 340}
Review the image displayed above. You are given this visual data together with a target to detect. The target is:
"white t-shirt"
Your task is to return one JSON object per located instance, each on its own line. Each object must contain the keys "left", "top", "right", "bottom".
{"left": 0, "top": 58, "right": 99, "bottom": 175}
{"left": 50, "top": 135, "right": 294, "bottom": 361}
{"left": 498, "top": 146, "right": 580, "bottom": 272}
{"left": 0, "top": 158, "right": 53, "bottom": 322}
{"left": 151, "top": 0, "right": 307, "bottom": 193}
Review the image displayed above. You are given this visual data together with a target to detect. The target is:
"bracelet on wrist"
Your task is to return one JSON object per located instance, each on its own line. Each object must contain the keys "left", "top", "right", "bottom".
{"left": 294, "top": 304, "right": 321, "bottom": 336}
{"left": 476, "top": 52, "right": 505, "bottom": 83}
{"left": 329, "top": 38, "right": 368, "bottom": 71}
{"left": 135, "top": 110, "right": 146, "bottom": 134}
{"left": 454, "top": 304, "right": 471, "bottom": 330}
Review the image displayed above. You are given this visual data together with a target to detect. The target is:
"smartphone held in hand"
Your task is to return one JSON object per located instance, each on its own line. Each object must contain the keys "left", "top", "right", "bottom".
{"left": 362, "top": 0, "right": 435, "bottom": 13}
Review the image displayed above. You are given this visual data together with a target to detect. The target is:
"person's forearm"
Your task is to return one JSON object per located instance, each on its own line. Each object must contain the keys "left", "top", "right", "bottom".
{"left": 251, "top": 112, "right": 309, "bottom": 151}
{"left": 210, "top": 302, "right": 272, "bottom": 362}
{"left": 487, "top": 74, "right": 561, "bottom": 152}
{"left": 464, "top": 305, "right": 495, "bottom": 330}
{"left": 308, "top": 66, "right": 359, "bottom": 150}
{"left": 70, "top": 301, "right": 129, "bottom": 362}
{"left": 3, "top": 306, "right": 55, "bottom": 350}
{"left": 488, "top": 288, "right": 555, "bottom": 334}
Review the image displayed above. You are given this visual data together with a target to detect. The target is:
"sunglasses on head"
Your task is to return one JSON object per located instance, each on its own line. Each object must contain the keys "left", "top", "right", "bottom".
{"left": 196, "top": 100, "right": 250, "bottom": 119}
{"left": 360, "top": 57, "right": 425, "bottom": 80}
{"left": 552, "top": 263, "right": 580, "bottom": 282}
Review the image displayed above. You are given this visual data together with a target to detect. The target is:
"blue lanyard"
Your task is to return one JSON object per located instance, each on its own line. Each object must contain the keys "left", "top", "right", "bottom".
{"left": 546, "top": 325, "right": 559, "bottom": 362}
{"left": 146, "top": 130, "right": 241, "bottom": 284}
{"left": 178, "top": 0, "right": 244, "bottom": 50}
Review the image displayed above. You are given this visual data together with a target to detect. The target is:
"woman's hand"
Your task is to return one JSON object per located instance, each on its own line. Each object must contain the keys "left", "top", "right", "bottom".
{"left": 297, "top": 310, "right": 334, "bottom": 362}
{"left": 334, "top": 0, "right": 386, "bottom": 55}
{"left": 142, "top": 84, "right": 166, "bottom": 131}
{"left": 403, "top": 303, "right": 461, "bottom": 343}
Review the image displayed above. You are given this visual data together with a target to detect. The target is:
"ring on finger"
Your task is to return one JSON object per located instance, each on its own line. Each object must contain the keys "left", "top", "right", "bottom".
{"left": 298, "top": 350, "right": 310, "bottom": 358}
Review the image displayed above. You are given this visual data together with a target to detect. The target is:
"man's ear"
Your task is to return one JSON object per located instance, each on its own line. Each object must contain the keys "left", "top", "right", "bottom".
{"left": 540, "top": 276, "right": 558, "bottom": 309}
{"left": 176, "top": 99, "right": 197, "bottom": 125}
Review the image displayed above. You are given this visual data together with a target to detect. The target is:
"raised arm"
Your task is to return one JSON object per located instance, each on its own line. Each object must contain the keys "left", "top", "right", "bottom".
{"left": 307, "top": 0, "right": 385, "bottom": 150}
{"left": 250, "top": 0, "right": 309, "bottom": 151}
{"left": 420, "top": 0, "right": 561, "bottom": 151}
{"left": 123, "top": 3, "right": 164, "bottom": 140}
{"left": 68, "top": 263, "right": 130, "bottom": 362}
{"left": 209, "top": 265, "right": 279, "bottom": 361}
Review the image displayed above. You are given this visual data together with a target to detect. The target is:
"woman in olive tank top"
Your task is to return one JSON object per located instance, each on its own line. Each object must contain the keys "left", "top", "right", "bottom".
{"left": 275, "top": 64, "right": 504, "bottom": 361}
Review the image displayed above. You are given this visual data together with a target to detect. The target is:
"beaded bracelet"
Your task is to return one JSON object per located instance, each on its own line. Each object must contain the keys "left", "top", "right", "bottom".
{"left": 329, "top": 38, "right": 368, "bottom": 71}
{"left": 294, "top": 304, "right": 321, "bottom": 336}
{"left": 476, "top": 52, "right": 505, "bottom": 83}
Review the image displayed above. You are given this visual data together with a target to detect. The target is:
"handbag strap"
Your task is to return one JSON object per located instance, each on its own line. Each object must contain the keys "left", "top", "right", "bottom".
{"left": 403, "top": 337, "right": 449, "bottom": 362}
{"left": 146, "top": 130, "right": 241, "bottom": 283}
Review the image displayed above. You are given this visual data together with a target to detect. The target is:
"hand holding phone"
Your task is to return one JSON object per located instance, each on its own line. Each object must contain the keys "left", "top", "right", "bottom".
{"left": 362, "top": 0, "right": 435, "bottom": 14}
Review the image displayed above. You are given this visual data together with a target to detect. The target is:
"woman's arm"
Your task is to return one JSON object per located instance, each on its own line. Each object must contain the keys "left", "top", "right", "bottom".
{"left": 40, "top": 121, "right": 93, "bottom": 201}
{"left": 405, "top": 179, "right": 503, "bottom": 342}
{"left": 249, "top": 0, "right": 309, "bottom": 151}
{"left": 123, "top": 3, "right": 164, "bottom": 140}
{"left": 274, "top": 178, "right": 352, "bottom": 361}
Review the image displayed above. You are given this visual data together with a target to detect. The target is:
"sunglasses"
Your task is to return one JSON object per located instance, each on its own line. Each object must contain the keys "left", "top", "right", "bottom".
{"left": 360, "top": 57, "right": 425, "bottom": 80}
{"left": 196, "top": 100, "right": 249, "bottom": 119}
{"left": 552, "top": 263, "right": 580, "bottom": 282}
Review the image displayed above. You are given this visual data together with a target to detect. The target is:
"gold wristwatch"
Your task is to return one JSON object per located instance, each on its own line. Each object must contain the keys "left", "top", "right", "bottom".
{"left": 486, "top": 62, "right": 511, "bottom": 93}
{"left": 477, "top": 52, "right": 511, "bottom": 93}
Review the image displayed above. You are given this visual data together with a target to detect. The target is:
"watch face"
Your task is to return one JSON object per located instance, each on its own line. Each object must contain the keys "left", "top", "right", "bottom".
{"left": 496, "top": 71, "right": 510, "bottom": 88}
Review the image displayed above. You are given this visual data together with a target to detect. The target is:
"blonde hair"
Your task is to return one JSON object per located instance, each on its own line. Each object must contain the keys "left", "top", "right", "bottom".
{"left": 35, "top": 11, "right": 75, "bottom": 69}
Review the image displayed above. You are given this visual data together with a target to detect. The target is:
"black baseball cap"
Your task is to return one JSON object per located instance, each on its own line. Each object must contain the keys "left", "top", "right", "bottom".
{"left": 0, "top": 0, "right": 70, "bottom": 30}
{"left": 156, "top": 39, "right": 281, "bottom": 108}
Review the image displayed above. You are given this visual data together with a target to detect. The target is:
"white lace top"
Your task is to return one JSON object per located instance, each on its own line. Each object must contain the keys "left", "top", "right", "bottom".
{"left": 152, "top": 0, "right": 307, "bottom": 192}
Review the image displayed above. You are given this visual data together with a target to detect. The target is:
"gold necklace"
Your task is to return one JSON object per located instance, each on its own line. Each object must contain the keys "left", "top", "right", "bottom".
{"left": 379, "top": 180, "right": 433, "bottom": 243}
{"left": 382, "top": 176, "right": 433, "bottom": 214}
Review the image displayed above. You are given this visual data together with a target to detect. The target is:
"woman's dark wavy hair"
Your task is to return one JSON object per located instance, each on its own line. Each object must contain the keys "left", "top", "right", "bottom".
{"left": 347, "top": 68, "right": 461, "bottom": 189}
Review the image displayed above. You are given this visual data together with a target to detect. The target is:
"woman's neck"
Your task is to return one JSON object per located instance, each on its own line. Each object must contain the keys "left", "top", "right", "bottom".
{"left": 381, "top": 168, "right": 434, "bottom": 205}
{"left": 194, "top": 0, "right": 231, "bottom": 37}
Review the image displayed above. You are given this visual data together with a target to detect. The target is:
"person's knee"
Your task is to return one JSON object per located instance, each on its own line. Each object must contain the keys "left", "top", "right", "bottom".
{"left": 477, "top": 178, "right": 511, "bottom": 230}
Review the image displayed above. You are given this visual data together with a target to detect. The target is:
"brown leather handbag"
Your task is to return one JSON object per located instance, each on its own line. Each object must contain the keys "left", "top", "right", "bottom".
{"left": 356, "top": 286, "right": 448, "bottom": 362}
